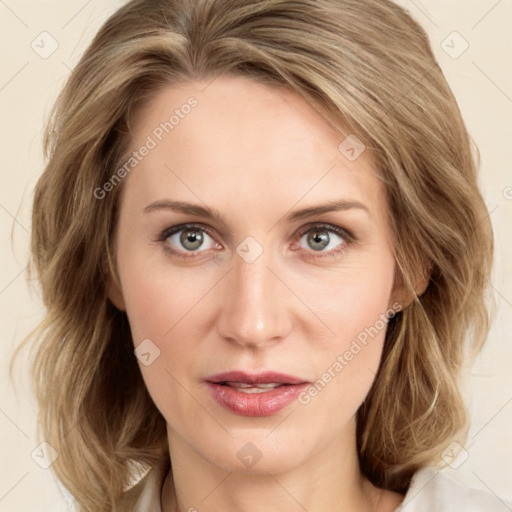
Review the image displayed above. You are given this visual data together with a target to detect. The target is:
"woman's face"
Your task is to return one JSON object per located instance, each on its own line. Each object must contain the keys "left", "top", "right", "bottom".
{"left": 111, "top": 75, "right": 402, "bottom": 474}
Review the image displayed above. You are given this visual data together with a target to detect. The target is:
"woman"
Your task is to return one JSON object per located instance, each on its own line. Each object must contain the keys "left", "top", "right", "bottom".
{"left": 14, "top": 0, "right": 510, "bottom": 510}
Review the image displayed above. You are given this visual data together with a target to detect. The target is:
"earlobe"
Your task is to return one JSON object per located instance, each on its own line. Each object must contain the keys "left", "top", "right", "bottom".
{"left": 390, "top": 262, "right": 431, "bottom": 310}
{"left": 106, "top": 274, "right": 126, "bottom": 311}
{"left": 413, "top": 258, "right": 432, "bottom": 299}
{"left": 414, "top": 267, "right": 430, "bottom": 298}
{"left": 102, "top": 251, "right": 126, "bottom": 311}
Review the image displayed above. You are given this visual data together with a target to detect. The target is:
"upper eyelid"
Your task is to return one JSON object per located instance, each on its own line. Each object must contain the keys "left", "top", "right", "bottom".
{"left": 296, "top": 222, "right": 353, "bottom": 241}
{"left": 160, "top": 222, "right": 216, "bottom": 240}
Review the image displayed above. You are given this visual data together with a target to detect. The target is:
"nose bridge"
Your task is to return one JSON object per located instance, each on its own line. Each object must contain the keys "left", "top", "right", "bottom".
{"left": 217, "top": 245, "right": 290, "bottom": 348}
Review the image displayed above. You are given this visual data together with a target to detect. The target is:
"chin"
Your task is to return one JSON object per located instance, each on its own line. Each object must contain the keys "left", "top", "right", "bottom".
{"left": 198, "top": 432, "right": 311, "bottom": 475}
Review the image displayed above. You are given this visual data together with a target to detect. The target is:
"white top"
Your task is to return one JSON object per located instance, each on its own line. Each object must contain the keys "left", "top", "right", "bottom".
{"left": 132, "top": 465, "right": 511, "bottom": 511}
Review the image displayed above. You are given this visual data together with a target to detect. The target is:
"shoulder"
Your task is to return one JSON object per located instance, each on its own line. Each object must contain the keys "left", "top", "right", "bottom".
{"left": 396, "top": 466, "right": 512, "bottom": 512}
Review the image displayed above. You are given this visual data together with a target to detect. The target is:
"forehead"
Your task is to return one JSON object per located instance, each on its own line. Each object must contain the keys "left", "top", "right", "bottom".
{"left": 130, "top": 75, "right": 359, "bottom": 164}
{"left": 121, "top": 74, "right": 387, "bottom": 219}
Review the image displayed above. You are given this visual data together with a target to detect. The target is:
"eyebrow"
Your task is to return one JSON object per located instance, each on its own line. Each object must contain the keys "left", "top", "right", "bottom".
{"left": 143, "top": 199, "right": 370, "bottom": 225}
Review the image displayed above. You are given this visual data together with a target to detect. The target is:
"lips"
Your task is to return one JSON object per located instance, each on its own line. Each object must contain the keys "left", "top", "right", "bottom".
{"left": 205, "top": 371, "right": 309, "bottom": 417}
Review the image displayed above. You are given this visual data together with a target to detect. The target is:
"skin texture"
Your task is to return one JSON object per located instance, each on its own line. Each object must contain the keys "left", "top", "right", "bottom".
{"left": 109, "top": 75, "right": 409, "bottom": 511}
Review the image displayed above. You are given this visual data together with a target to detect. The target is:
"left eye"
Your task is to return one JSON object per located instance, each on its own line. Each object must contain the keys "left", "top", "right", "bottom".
{"left": 297, "top": 226, "right": 346, "bottom": 253}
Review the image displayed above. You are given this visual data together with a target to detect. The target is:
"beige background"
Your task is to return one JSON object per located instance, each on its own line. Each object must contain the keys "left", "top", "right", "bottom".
{"left": 1, "top": 0, "right": 511, "bottom": 510}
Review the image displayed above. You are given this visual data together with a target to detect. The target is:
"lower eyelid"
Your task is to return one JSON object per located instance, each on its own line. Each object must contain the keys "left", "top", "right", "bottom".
{"left": 293, "top": 233, "right": 347, "bottom": 257}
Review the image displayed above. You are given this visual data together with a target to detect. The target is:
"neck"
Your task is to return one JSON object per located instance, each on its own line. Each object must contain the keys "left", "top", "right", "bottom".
{"left": 160, "top": 421, "right": 391, "bottom": 512}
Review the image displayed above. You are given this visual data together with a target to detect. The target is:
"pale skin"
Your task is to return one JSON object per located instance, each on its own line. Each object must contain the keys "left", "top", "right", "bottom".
{"left": 108, "top": 75, "right": 427, "bottom": 512}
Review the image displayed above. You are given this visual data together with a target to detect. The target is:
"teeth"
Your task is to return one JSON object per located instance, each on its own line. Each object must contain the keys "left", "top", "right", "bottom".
{"left": 223, "top": 382, "right": 284, "bottom": 393}
{"left": 234, "top": 387, "right": 271, "bottom": 394}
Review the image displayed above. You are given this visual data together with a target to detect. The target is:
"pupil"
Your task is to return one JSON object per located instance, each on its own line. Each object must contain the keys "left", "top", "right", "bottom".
{"left": 308, "top": 230, "right": 329, "bottom": 251}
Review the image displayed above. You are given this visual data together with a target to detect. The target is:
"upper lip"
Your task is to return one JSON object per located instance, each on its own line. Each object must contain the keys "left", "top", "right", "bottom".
{"left": 206, "top": 371, "right": 308, "bottom": 385}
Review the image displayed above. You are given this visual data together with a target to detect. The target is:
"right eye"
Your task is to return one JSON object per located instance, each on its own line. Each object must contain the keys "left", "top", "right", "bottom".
{"left": 158, "top": 223, "right": 221, "bottom": 260}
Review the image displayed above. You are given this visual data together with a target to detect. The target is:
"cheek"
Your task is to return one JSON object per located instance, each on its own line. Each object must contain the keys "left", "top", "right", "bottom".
{"left": 299, "top": 255, "right": 396, "bottom": 348}
{"left": 118, "top": 252, "right": 206, "bottom": 345}
{"left": 118, "top": 258, "right": 207, "bottom": 422}
{"left": 295, "top": 259, "right": 396, "bottom": 411}
{"left": 297, "top": 309, "right": 389, "bottom": 426}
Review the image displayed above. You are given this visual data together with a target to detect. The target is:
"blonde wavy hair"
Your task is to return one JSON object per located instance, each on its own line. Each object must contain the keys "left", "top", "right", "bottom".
{"left": 11, "top": 0, "right": 495, "bottom": 510}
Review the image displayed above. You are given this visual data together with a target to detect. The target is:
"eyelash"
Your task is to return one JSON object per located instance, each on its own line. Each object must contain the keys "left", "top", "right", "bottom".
{"left": 157, "top": 222, "right": 356, "bottom": 261}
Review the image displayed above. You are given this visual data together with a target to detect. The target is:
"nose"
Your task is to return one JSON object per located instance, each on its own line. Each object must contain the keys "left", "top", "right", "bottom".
{"left": 216, "top": 247, "right": 293, "bottom": 349}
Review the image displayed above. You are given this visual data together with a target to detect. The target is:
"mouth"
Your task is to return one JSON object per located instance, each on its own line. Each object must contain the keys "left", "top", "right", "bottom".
{"left": 215, "top": 381, "right": 287, "bottom": 393}
{"left": 205, "top": 371, "right": 309, "bottom": 417}
{"left": 206, "top": 370, "right": 307, "bottom": 386}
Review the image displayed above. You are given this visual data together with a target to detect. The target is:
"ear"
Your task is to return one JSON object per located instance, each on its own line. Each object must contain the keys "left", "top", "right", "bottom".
{"left": 389, "top": 260, "right": 431, "bottom": 310}
{"left": 102, "top": 252, "right": 126, "bottom": 311}
{"left": 106, "top": 273, "right": 126, "bottom": 311}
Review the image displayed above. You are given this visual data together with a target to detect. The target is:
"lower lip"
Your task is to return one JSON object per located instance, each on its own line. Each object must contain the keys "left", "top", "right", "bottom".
{"left": 206, "top": 382, "right": 308, "bottom": 417}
